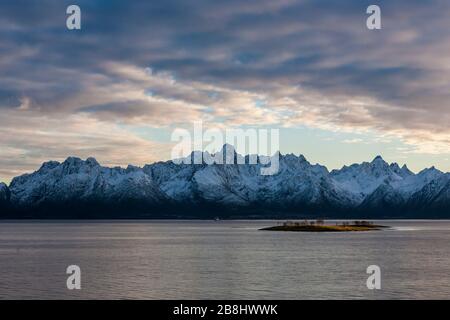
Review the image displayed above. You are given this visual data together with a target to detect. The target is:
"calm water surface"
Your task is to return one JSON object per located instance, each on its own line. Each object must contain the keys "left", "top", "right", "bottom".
{"left": 0, "top": 220, "right": 449, "bottom": 299}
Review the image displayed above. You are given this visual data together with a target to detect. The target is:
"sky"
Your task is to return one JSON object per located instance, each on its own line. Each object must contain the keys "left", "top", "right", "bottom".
{"left": 0, "top": 0, "right": 449, "bottom": 183}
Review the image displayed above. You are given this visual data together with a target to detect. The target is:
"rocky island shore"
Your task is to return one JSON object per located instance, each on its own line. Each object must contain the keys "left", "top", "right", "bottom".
{"left": 260, "top": 220, "right": 388, "bottom": 232}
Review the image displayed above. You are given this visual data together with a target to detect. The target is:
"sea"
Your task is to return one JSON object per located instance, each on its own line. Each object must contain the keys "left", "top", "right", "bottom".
{"left": 0, "top": 220, "right": 449, "bottom": 299}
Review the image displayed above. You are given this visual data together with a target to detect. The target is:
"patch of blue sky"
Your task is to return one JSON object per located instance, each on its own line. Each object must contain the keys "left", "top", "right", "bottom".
{"left": 279, "top": 127, "right": 450, "bottom": 173}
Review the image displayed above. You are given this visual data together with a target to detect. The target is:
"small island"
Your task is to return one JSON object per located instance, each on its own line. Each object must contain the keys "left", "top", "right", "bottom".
{"left": 260, "top": 220, "right": 388, "bottom": 232}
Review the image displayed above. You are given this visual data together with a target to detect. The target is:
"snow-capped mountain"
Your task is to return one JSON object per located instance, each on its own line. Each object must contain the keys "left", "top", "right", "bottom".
{"left": 330, "top": 156, "right": 447, "bottom": 213}
{"left": 1, "top": 145, "right": 449, "bottom": 218}
{"left": 407, "top": 173, "right": 450, "bottom": 212}
{"left": 143, "top": 147, "right": 355, "bottom": 210}
{"left": 8, "top": 157, "right": 167, "bottom": 215}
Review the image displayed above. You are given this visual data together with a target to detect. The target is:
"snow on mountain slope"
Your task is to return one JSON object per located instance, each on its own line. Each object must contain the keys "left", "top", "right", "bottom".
{"left": 330, "top": 155, "right": 445, "bottom": 210}
{"left": 393, "top": 166, "right": 444, "bottom": 194}
{"left": 407, "top": 174, "right": 450, "bottom": 210}
{"left": 9, "top": 157, "right": 166, "bottom": 208}
{"left": 143, "top": 145, "right": 357, "bottom": 209}
{"left": 3, "top": 145, "right": 450, "bottom": 216}
{"left": 359, "top": 183, "right": 407, "bottom": 210}
{"left": 432, "top": 175, "right": 450, "bottom": 208}
{"left": 331, "top": 156, "right": 410, "bottom": 196}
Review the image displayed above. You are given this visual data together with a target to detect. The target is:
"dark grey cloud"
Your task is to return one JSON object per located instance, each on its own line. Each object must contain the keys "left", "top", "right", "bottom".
{"left": 1, "top": 0, "right": 448, "bottom": 104}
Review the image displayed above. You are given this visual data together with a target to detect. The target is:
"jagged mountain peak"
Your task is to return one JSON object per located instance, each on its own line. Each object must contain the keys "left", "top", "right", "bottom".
{"left": 369, "top": 155, "right": 389, "bottom": 168}
{"left": 61, "top": 156, "right": 100, "bottom": 167}
{"left": 401, "top": 164, "right": 413, "bottom": 174}
{"left": 63, "top": 156, "right": 83, "bottom": 165}
{"left": 86, "top": 157, "right": 100, "bottom": 167}
{"left": 372, "top": 155, "right": 385, "bottom": 162}
{"left": 126, "top": 164, "right": 142, "bottom": 172}
{"left": 39, "top": 160, "right": 61, "bottom": 171}
{"left": 2, "top": 147, "right": 449, "bottom": 217}
{"left": 173, "top": 144, "right": 283, "bottom": 167}
{"left": 221, "top": 143, "right": 236, "bottom": 153}
{"left": 281, "top": 153, "right": 307, "bottom": 162}
{"left": 389, "top": 163, "right": 414, "bottom": 178}
{"left": 418, "top": 166, "right": 442, "bottom": 175}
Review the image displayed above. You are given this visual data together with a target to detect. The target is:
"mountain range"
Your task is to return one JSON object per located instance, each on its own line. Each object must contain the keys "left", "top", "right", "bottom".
{"left": 1, "top": 144, "right": 449, "bottom": 218}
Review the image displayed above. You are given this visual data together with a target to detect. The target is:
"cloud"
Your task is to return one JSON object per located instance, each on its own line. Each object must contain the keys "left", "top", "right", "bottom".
{"left": 0, "top": 108, "right": 172, "bottom": 182}
{"left": 0, "top": 0, "right": 449, "bottom": 180}
{"left": 343, "top": 138, "right": 364, "bottom": 144}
